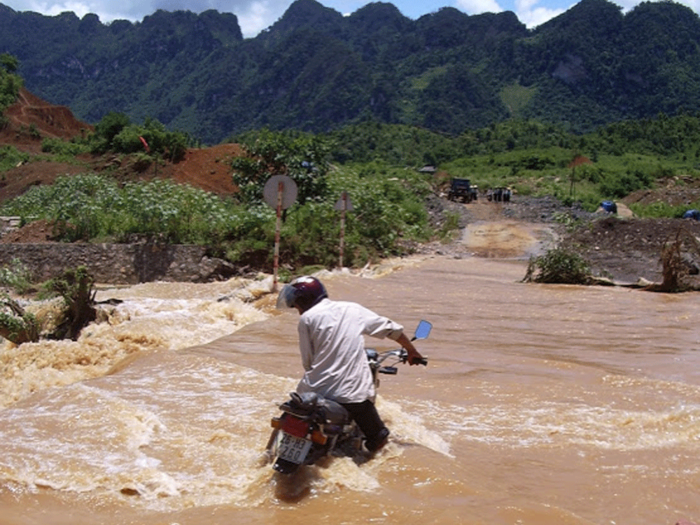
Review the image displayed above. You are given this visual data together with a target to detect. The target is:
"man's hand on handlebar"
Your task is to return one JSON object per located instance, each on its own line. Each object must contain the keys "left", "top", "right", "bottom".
{"left": 396, "top": 333, "right": 426, "bottom": 366}
{"left": 397, "top": 350, "right": 428, "bottom": 366}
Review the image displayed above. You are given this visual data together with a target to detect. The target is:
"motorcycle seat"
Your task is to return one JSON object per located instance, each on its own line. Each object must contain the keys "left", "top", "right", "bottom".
{"left": 284, "top": 392, "right": 349, "bottom": 425}
{"left": 321, "top": 398, "right": 350, "bottom": 425}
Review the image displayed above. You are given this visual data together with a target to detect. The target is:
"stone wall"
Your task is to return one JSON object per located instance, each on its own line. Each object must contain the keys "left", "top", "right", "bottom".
{"left": 0, "top": 243, "right": 235, "bottom": 284}
{"left": 0, "top": 217, "right": 22, "bottom": 237}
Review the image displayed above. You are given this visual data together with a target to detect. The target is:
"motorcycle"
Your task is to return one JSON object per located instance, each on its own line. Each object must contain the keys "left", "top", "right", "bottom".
{"left": 265, "top": 320, "right": 432, "bottom": 475}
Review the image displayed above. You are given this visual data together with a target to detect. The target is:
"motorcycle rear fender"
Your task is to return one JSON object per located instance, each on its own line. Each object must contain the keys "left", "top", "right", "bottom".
{"left": 279, "top": 413, "right": 312, "bottom": 438}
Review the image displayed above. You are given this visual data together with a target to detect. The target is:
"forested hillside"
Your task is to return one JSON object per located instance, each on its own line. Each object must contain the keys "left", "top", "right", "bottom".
{"left": 2, "top": 0, "right": 700, "bottom": 144}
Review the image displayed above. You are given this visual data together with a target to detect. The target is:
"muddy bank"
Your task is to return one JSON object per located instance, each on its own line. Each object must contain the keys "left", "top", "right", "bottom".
{"left": 425, "top": 195, "right": 700, "bottom": 285}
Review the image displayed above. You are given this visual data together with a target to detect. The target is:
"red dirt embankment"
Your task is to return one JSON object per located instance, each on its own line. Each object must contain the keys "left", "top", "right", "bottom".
{"left": 0, "top": 88, "right": 92, "bottom": 149}
{"left": 0, "top": 88, "right": 240, "bottom": 205}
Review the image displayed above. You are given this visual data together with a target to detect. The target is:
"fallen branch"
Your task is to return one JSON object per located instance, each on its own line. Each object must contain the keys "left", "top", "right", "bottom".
{"left": 0, "top": 295, "right": 39, "bottom": 344}
{"left": 646, "top": 227, "right": 700, "bottom": 293}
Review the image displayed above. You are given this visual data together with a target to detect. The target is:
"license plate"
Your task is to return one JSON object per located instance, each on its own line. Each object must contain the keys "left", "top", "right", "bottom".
{"left": 277, "top": 431, "right": 312, "bottom": 464}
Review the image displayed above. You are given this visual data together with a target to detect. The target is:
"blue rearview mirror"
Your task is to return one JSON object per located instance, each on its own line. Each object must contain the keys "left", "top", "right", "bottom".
{"left": 414, "top": 320, "right": 432, "bottom": 340}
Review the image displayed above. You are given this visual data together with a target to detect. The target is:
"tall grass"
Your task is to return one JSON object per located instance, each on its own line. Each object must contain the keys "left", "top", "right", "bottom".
{"left": 0, "top": 174, "right": 245, "bottom": 244}
{"left": 0, "top": 168, "right": 434, "bottom": 270}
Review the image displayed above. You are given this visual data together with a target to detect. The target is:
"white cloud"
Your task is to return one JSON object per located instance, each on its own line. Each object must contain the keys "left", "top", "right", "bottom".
{"left": 25, "top": 0, "right": 146, "bottom": 21}
{"left": 10, "top": 0, "right": 290, "bottom": 35}
{"left": 237, "top": 1, "right": 276, "bottom": 37}
{"left": 454, "top": 0, "right": 567, "bottom": 28}
{"left": 513, "top": 0, "right": 700, "bottom": 28}
{"left": 150, "top": 0, "right": 289, "bottom": 38}
{"left": 515, "top": 0, "right": 567, "bottom": 27}
{"left": 27, "top": 1, "right": 92, "bottom": 18}
{"left": 613, "top": 0, "right": 640, "bottom": 10}
{"left": 455, "top": 0, "right": 503, "bottom": 14}
{"left": 9, "top": 0, "right": 700, "bottom": 39}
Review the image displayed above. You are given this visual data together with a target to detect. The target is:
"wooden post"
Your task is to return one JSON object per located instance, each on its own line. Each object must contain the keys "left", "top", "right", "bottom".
{"left": 273, "top": 181, "right": 283, "bottom": 292}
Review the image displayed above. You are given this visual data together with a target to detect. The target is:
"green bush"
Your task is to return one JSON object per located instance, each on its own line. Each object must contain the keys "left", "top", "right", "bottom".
{"left": 282, "top": 201, "right": 341, "bottom": 267}
{"left": 628, "top": 201, "right": 699, "bottom": 218}
{"left": 90, "top": 113, "right": 187, "bottom": 162}
{"left": 438, "top": 211, "right": 461, "bottom": 242}
{"left": 523, "top": 246, "right": 593, "bottom": 284}
{"left": 0, "top": 145, "right": 29, "bottom": 171}
{"left": 41, "top": 138, "right": 90, "bottom": 158}
{"left": 327, "top": 165, "right": 432, "bottom": 260}
{"left": 598, "top": 169, "right": 655, "bottom": 198}
{"left": 0, "top": 258, "right": 34, "bottom": 294}
{"left": 218, "top": 205, "right": 276, "bottom": 265}
{"left": 0, "top": 158, "right": 436, "bottom": 271}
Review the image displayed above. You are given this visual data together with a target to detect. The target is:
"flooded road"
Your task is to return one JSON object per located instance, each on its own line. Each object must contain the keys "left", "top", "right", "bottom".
{"left": 1, "top": 254, "right": 699, "bottom": 525}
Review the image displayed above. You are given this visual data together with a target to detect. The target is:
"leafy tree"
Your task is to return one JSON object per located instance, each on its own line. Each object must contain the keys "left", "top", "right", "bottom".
{"left": 0, "top": 53, "right": 19, "bottom": 73}
{"left": 229, "top": 129, "right": 332, "bottom": 205}
{"left": 91, "top": 113, "right": 187, "bottom": 161}
{"left": 92, "top": 111, "right": 131, "bottom": 152}
{"left": 0, "top": 53, "right": 21, "bottom": 115}
{"left": 325, "top": 121, "right": 461, "bottom": 165}
{"left": 598, "top": 169, "right": 654, "bottom": 198}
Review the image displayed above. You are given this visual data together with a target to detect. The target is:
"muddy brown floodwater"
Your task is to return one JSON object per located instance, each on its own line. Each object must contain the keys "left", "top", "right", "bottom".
{"left": 1, "top": 248, "right": 699, "bottom": 525}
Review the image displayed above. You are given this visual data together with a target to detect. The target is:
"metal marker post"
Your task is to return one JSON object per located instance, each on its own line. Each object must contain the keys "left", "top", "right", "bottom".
{"left": 339, "top": 191, "right": 347, "bottom": 269}
{"left": 334, "top": 191, "right": 353, "bottom": 270}
{"left": 273, "top": 180, "right": 283, "bottom": 292}
{"left": 263, "top": 174, "right": 298, "bottom": 293}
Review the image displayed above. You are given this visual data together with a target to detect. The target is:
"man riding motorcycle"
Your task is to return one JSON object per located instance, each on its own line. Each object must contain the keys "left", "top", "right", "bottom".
{"left": 277, "top": 276, "right": 424, "bottom": 453}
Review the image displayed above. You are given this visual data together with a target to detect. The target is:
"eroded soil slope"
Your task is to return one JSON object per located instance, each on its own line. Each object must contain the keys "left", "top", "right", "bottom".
{"left": 1, "top": 88, "right": 238, "bottom": 202}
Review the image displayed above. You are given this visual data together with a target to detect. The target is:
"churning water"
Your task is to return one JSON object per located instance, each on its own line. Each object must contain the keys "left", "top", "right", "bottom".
{"left": 1, "top": 256, "right": 699, "bottom": 525}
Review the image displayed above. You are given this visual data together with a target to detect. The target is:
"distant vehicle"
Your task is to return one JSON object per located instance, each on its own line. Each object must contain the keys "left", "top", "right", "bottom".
{"left": 447, "top": 178, "right": 472, "bottom": 203}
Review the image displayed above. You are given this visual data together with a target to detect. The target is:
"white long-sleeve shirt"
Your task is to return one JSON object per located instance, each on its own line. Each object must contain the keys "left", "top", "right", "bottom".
{"left": 296, "top": 298, "right": 404, "bottom": 404}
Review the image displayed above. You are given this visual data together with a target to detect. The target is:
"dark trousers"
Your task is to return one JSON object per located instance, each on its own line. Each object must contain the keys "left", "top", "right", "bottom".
{"left": 340, "top": 399, "right": 388, "bottom": 446}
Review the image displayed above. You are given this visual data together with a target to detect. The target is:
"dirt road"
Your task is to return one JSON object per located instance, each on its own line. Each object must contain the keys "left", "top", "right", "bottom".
{"left": 449, "top": 201, "right": 555, "bottom": 258}
{"left": 461, "top": 220, "right": 556, "bottom": 258}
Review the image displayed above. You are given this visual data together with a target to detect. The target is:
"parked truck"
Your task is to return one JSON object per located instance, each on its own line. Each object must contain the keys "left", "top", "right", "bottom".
{"left": 447, "top": 178, "right": 472, "bottom": 203}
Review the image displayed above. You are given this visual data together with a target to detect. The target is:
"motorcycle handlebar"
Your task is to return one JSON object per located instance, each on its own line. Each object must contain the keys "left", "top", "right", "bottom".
{"left": 372, "top": 321, "right": 431, "bottom": 367}
{"left": 373, "top": 348, "right": 428, "bottom": 367}
{"left": 401, "top": 352, "right": 428, "bottom": 366}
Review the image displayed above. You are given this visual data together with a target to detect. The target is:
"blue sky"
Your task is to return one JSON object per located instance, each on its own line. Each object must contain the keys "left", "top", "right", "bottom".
{"left": 0, "top": 0, "right": 693, "bottom": 38}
